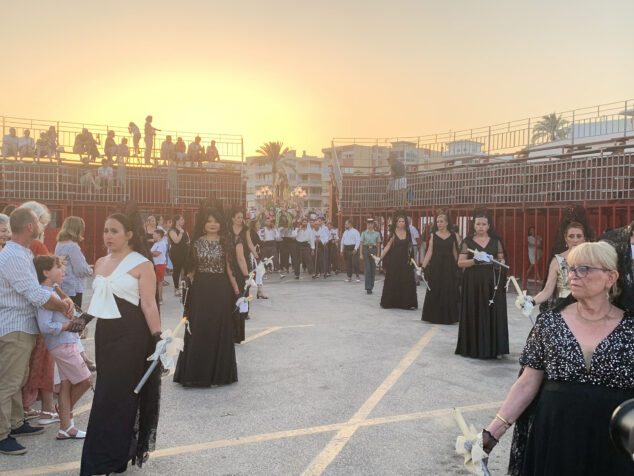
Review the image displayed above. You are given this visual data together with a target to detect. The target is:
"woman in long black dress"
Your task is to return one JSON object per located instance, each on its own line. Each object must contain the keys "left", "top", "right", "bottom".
{"left": 455, "top": 209, "right": 509, "bottom": 359}
{"left": 421, "top": 211, "right": 460, "bottom": 324}
{"left": 481, "top": 242, "right": 634, "bottom": 476}
{"left": 168, "top": 215, "right": 190, "bottom": 297}
{"left": 379, "top": 212, "right": 418, "bottom": 310}
{"left": 81, "top": 208, "right": 162, "bottom": 475}
{"left": 229, "top": 207, "right": 251, "bottom": 343}
{"left": 174, "top": 207, "right": 240, "bottom": 387}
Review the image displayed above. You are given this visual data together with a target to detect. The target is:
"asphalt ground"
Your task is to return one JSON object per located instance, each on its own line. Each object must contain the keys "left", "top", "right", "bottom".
{"left": 0, "top": 270, "right": 533, "bottom": 476}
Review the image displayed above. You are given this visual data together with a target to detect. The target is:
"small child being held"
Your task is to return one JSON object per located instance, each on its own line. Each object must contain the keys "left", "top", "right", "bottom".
{"left": 151, "top": 229, "right": 167, "bottom": 304}
{"left": 34, "top": 255, "right": 92, "bottom": 440}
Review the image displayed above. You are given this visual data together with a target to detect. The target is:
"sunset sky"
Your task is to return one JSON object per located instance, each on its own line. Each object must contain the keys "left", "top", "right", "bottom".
{"left": 3, "top": 0, "right": 633, "bottom": 157}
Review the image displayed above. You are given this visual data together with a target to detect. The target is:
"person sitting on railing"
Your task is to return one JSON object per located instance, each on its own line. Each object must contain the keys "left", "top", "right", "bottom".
{"left": 160, "top": 135, "right": 176, "bottom": 167}
{"left": 187, "top": 136, "right": 204, "bottom": 167}
{"left": 35, "top": 132, "right": 51, "bottom": 162}
{"left": 45, "top": 126, "right": 60, "bottom": 161}
{"left": 104, "top": 130, "right": 118, "bottom": 164}
{"left": 117, "top": 137, "right": 129, "bottom": 163}
{"left": 79, "top": 166, "right": 99, "bottom": 196}
{"left": 18, "top": 129, "right": 35, "bottom": 160}
{"left": 1, "top": 127, "right": 19, "bottom": 161}
{"left": 73, "top": 128, "right": 100, "bottom": 162}
{"left": 206, "top": 139, "right": 220, "bottom": 162}
{"left": 175, "top": 137, "right": 186, "bottom": 163}
{"left": 96, "top": 159, "right": 114, "bottom": 193}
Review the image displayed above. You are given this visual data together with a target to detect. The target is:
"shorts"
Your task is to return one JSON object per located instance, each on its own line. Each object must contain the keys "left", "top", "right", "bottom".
{"left": 155, "top": 263, "right": 166, "bottom": 281}
{"left": 50, "top": 343, "right": 91, "bottom": 384}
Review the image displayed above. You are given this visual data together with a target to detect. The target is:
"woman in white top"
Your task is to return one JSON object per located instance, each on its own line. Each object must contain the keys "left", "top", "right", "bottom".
{"left": 80, "top": 210, "right": 162, "bottom": 476}
{"left": 526, "top": 226, "right": 543, "bottom": 282}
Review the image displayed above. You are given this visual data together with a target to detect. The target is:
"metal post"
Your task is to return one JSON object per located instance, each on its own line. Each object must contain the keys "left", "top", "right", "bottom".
{"left": 571, "top": 110, "right": 575, "bottom": 146}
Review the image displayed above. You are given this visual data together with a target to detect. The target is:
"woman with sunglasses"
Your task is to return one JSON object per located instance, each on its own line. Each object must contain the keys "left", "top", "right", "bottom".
{"left": 481, "top": 242, "right": 634, "bottom": 475}
{"left": 526, "top": 221, "right": 586, "bottom": 311}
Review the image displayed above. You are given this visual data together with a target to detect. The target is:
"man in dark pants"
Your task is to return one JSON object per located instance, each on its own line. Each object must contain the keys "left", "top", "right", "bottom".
{"left": 293, "top": 218, "right": 314, "bottom": 279}
{"left": 360, "top": 218, "right": 382, "bottom": 294}
{"left": 312, "top": 217, "right": 329, "bottom": 278}
{"left": 340, "top": 219, "right": 360, "bottom": 283}
{"left": 327, "top": 222, "right": 339, "bottom": 274}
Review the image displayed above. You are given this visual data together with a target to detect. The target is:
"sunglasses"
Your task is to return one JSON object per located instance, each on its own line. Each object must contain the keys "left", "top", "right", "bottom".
{"left": 566, "top": 265, "right": 611, "bottom": 278}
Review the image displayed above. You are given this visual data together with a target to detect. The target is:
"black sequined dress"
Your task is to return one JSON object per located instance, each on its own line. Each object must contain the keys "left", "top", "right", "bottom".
{"left": 174, "top": 238, "right": 237, "bottom": 386}
{"left": 509, "top": 310, "right": 634, "bottom": 475}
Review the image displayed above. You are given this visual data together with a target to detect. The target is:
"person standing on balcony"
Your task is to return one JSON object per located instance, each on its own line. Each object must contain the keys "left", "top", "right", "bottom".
{"left": 387, "top": 152, "right": 407, "bottom": 206}
{"left": 160, "top": 135, "right": 175, "bottom": 167}
{"left": 340, "top": 220, "right": 360, "bottom": 283}
{"left": 455, "top": 209, "right": 508, "bottom": 359}
{"left": 143, "top": 116, "right": 159, "bottom": 165}
{"left": 128, "top": 122, "right": 141, "bottom": 157}
{"left": 421, "top": 210, "right": 460, "bottom": 324}
{"left": 379, "top": 212, "right": 417, "bottom": 309}
{"left": 360, "top": 218, "right": 381, "bottom": 294}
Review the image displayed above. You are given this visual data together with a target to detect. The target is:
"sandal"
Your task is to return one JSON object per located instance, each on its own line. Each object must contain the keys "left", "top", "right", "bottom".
{"left": 38, "top": 411, "right": 60, "bottom": 425}
{"left": 56, "top": 424, "right": 86, "bottom": 440}
{"left": 24, "top": 408, "right": 40, "bottom": 421}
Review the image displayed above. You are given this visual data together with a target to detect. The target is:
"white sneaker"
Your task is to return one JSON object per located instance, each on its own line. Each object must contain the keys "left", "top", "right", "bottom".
{"left": 345, "top": 278, "right": 351, "bottom": 282}
{"left": 356, "top": 278, "right": 360, "bottom": 283}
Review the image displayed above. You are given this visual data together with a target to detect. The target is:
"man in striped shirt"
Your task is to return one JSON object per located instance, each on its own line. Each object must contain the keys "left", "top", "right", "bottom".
{"left": 0, "top": 208, "right": 75, "bottom": 455}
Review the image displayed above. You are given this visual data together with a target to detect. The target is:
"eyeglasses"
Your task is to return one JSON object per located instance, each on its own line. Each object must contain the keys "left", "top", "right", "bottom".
{"left": 567, "top": 265, "right": 611, "bottom": 278}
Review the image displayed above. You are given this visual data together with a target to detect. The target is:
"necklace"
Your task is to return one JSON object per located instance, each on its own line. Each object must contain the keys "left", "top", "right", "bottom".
{"left": 576, "top": 303, "right": 613, "bottom": 324}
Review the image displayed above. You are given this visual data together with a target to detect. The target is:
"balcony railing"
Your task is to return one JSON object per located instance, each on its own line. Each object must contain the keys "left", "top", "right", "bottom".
{"left": 0, "top": 162, "right": 245, "bottom": 207}
{"left": 338, "top": 152, "right": 634, "bottom": 210}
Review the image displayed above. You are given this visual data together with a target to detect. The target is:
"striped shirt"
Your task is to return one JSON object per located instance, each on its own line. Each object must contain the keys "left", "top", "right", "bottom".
{"left": 0, "top": 241, "right": 53, "bottom": 337}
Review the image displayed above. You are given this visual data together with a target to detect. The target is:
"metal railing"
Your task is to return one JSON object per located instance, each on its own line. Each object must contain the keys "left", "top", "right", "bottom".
{"left": 337, "top": 152, "right": 634, "bottom": 211}
{"left": 330, "top": 99, "right": 634, "bottom": 175}
{"left": 0, "top": 115, "right": 244, "bottom": 168}
{"left": 0, "top": 162, "right": 244, "bottom": 207}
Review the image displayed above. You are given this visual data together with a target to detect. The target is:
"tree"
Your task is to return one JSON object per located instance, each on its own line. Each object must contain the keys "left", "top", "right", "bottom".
{"left": 256, "top": 141, "right": 295, "bottom": 199}
{"left": 531, "top": 113, "right": 570, "bottom": 143}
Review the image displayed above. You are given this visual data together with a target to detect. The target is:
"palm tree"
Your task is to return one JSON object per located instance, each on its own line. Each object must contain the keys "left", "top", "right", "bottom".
{"left": 531, "top": 113, "right": 570, "bottom": 143}
{"left": 256, "top": 141, "right": 295, "bottom": 199}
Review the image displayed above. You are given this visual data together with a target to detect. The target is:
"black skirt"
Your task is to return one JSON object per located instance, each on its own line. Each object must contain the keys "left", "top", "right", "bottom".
{"left": 174, "top": 272, "right": 237, "bottom": 386}
{"left": 80, "top": 297, "right": 161, "bottom": 476}
{"left": 517, "top": 381, "right": 634, "bottom": 476}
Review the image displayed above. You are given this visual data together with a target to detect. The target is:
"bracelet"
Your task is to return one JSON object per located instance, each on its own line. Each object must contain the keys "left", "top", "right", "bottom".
{"left": 495, "top": 413, "right": 511, "bottom": 428}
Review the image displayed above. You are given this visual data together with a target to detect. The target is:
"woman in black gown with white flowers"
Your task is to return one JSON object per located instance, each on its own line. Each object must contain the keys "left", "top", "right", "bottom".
{"left": 173, "top": 207, "right": 240, "bottom": 387}
{"left": 379, "top": 212, "right": 417, "bottom": 310}
{"left": 421, "top": 211, "right": 460, "bottom": 324}
{"left": 455, "top": 209, "right": 509, "bottom": 359}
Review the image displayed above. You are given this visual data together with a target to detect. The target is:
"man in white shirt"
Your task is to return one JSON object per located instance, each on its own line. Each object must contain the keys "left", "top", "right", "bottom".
{"left": 312, "top": 217, "right": 330, "bottom": 278}
{"left": 327, "top": 222, "right": 340, "bottom": 275}
{"left": 1, "top": 128, "right": 18, "bottom": 160}
{"left": 18, "top": 130, "right": 35, "bottom": 159}
{"left": 409, "top": 218, "right": 421, "bottom": 285}
{"left": 96, "top": 159, "right": 114, "bottom": 193}
{"left": 259, "top": 218, "right": 280, "bottom": 272}
{"left": 340, "top": 220, "right": 361, "bottom": 282}
{"left": 293, "top": 218, "right": 314, "bottom": 279}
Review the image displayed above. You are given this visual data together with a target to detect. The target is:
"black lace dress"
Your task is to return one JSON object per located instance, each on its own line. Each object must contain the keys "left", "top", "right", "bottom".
{"left": 421, "top": 233, "right": 460, "bottom": 324}
{"left": 173, "top": 238, "right": 238, "bottom": 386}
{"left": 509, "top": 310, "right": 634, "bottom": 476}
{"left": 380, "top": 232, "right": 418, "bottom": 310}
{"left": 455, "top": 237, "right": 508, "bottom": 358}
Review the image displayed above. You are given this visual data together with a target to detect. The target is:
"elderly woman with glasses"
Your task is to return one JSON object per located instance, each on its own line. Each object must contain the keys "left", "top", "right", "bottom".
{"left": 479, "top": 242, "right": 634, "bottom": 475}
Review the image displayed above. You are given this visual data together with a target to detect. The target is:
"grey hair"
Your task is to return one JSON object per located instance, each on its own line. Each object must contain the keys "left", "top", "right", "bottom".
{"left": 19, "top": 201, "right": 51, "bottom": 226}
{"left": 0, "top": 213, "right": 9, "bottom": 227}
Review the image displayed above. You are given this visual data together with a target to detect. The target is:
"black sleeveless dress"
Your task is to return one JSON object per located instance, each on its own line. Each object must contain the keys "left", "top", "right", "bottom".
{"left": 455, "top": 236, "right": 509, "bottom": 358}
{"left": 421, "top": 233, "right": 460, "bottom": 324}
{"left": 174, "top": 239, "right": 237, "bottom": 386}
{"left": 380, "top": 233, "right": 418, "bottom": 310}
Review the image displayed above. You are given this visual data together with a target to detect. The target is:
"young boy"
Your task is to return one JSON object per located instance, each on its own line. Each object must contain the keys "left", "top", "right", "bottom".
{"left": 34, "top": 256, "right": 91, "bottom": 440}
{"left": 151, "top": 229, "right": 167, "bottom": 304}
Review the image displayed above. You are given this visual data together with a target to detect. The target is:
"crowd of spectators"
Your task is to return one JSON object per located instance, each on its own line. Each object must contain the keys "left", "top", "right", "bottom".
{"left": 1, "top": 116, "right": 222, "bottom": 168}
